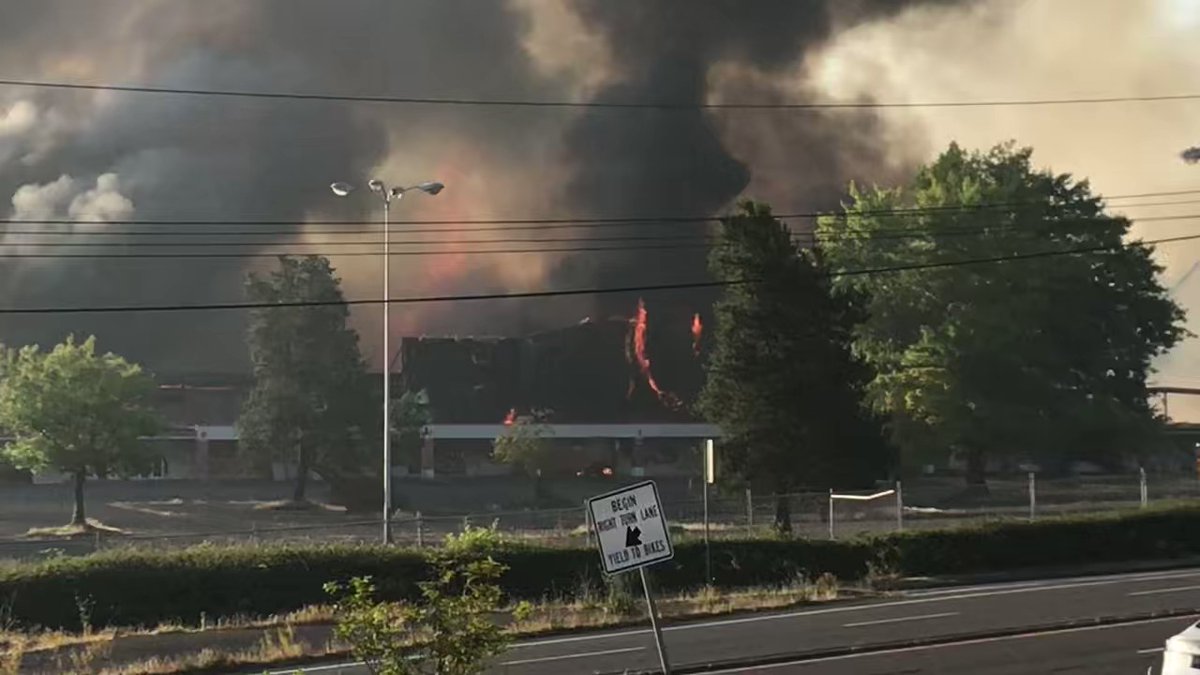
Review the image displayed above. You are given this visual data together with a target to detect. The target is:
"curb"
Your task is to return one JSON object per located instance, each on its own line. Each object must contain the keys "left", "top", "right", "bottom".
{"left": 601, "top": 608, "right": 1200, "bottom": 674}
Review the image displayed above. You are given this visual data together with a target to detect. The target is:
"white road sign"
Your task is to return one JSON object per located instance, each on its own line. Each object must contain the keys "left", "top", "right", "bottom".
{"left": 587, "top": 480, "right": 674, "bottom": 574}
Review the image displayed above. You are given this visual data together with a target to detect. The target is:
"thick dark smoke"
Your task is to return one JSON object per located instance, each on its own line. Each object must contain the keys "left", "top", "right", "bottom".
{"left": 0, "top": 0, "right": 559, "bottom": 372}
{"left": 551, "top": 0, "right": 951, "bottom": 393}
{"left": 0, "top": 0, "right": 957, "bottom": 376}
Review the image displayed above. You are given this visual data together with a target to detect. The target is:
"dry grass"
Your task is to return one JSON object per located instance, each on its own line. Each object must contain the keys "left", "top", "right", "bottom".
{"left": 249, "top": 500, "right": 345, "bottom": 513}
{"left": 0, "top": 603, "right": 338, "bottom": 661}
{"left": 1, "top": 577, "right": 864, "bottom": 674}
{"left": 23, "top": 520, "right": 128, "bottom": 539}
{"left": 0, "top": 636, "right": 25, "bottom": 675}
{"left": 97, "top": 625, "right": 327, "bottom": 675}
{"left": 509, "top": 573, "right": 848, "bottom": 634}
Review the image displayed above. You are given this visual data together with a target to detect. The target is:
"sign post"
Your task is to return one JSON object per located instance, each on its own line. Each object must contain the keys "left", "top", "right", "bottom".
{"left": 703, "top": 438, "right": 715, "bottom": 585}
{"left": 588, "top": 480, "right": 674, "bottom": 674}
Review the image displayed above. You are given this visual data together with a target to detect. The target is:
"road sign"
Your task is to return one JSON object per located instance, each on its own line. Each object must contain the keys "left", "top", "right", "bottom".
{"left": 587, "top": 480, "right": 674, "bottom": 574}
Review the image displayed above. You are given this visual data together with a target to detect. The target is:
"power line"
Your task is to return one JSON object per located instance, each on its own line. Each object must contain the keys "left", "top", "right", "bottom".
{"left": 0, "top": 232, "right": 1193, "bottom": 314}
{"left": 2, "top": 77, "right": 1199, "bottom": 110}
{"left": 2, "top": 193, "right": 1198, "bottom": 240}
{"left": 1, "top": 213, "right": 1196, "bottom": 257}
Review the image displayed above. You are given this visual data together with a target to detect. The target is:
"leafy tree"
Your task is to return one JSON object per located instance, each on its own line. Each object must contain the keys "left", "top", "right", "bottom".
{"left": 240, "top": 256, "right": 377, "bottom": 502}
{"left": 325, "top": 538, "right": 527, "bottom": 675}
{"left": 697, "top": 201, "right": 892, "bottom": 533}
{"left": 395, "top": 389, "right": 432, "bottom": 473}
{"left": 0, "top": 336, "right": 161, "bottom": 526}
{"left": 818, "top": 142, "right": 1186, "bottom": 484}
{"left": 491, "top": 410, "right": 554, "bottom": 504}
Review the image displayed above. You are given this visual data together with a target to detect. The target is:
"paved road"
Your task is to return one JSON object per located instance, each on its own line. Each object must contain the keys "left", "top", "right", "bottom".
{"left": 260, "top": 567, "right": 1200, "bottom": 675}
{"left": 704, "top": 615, "right": 1189, "bottom": 674}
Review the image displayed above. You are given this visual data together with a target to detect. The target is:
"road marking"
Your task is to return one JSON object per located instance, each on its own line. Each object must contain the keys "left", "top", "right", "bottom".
{"left": 844, "top": 611, "right": 960, "bottom": 628}
{"left": 265, "top": 661, "right": 360, "bottom": 674}
{"left": 510, "top": 567, "right": 1200, "bottom": 649}
{"left": 1129, "top": 584, "right": 1200, "bottom": 596}
{"left": 703, "top": 615, "right": 1195, "bottom": 674}
{"left": 498, "top": 646, "right": 643, "bottom": 666}
{"left": 908, "top": 568, "right": 1200, "bottom": 597}
{"left": 1137, "top": 647, "right": 1166, "bottom": 654}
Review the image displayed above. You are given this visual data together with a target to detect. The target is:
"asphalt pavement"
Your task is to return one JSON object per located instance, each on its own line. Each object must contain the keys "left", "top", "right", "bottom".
{"left": 703, "top": 615, "right": 1190, "bottom": 674}
{"left": 259, "top": 567, "right": 1200, "bottom": 675}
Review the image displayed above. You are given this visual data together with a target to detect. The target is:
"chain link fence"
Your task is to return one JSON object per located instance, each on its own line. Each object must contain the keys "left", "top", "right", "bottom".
{"left": 0, "top": 471, "right": 1195, "bottom": 560}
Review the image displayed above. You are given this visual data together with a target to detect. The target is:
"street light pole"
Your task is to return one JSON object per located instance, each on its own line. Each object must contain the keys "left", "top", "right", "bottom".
{"left": 381, "top": 196, "right": 392, "bottom": 544}
{"left": 330, "top": 179, "right": 444, "bottom": 545}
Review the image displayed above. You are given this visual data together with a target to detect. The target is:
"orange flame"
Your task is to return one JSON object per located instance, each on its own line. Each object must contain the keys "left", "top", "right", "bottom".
{"left": 628, "top": 299, "right": 681, "bottom": 410}
{"left": 691, "top": 313, "right": 703, "bottom": 356}
{"left": 503, "top": 408, "right": 516, "bottom": 426}
{"left": 633, "top": 299, "right": 664, "bottom": 397}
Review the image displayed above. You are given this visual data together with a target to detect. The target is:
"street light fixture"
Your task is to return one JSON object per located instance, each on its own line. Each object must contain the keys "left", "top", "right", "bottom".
{"left": 329, "top": 178, "right": 444, "bottom": 544}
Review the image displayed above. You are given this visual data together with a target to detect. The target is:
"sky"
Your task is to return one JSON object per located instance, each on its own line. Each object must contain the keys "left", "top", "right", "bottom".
{"left": 0, "top": 0, "right": 1197, "bottom": 417}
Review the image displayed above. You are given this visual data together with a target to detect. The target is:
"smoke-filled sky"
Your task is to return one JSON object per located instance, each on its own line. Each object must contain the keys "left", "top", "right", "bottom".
{"left": 0, "top": 0, "right": 1198, "bottom": 416}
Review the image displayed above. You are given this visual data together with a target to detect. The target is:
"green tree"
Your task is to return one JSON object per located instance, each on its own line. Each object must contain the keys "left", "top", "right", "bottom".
{"left": 697, "top": 201, "right": 892, "bottom": 533}
{"left": 491, "top": 410, "right": 554, "bottom": 504}
{"left": 239, "top": 256, "right": 377, "bottom": 502}
{"left": 818, "top": 142, "right": 1186, "bottom": 484}
{"left": 0, "top": 336, "right": 161, "bottom": 527}
{"left": 325, "top": 533, "right": 526, "bottom": 675}
{"left": 395, "top": 389, "right": 432, "bottom": 473}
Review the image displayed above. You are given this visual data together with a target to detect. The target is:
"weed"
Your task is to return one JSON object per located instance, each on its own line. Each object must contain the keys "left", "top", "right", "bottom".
{"left": 74, "top": 593, "right": 95, "bottom": 636}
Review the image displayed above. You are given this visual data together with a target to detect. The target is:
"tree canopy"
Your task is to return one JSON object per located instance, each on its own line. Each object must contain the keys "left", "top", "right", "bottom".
{"left": 239, "top": 256, "right": 377, "bottom": 502}
{"left": 817, "top": 142, "right": 1186, "bottom": 481}
{"left": 697, "top": 200, "right": 892, "bottom": 531}
{"left": 0, "top": 335, "right": 161, "bottom": 526}
{"left": 492, "top": 409, "right": 554, "bottom": 504}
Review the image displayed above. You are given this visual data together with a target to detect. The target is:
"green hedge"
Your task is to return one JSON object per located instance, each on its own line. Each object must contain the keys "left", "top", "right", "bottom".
{"left": 1, "top": 504, "right": 1197, "bottom": 630}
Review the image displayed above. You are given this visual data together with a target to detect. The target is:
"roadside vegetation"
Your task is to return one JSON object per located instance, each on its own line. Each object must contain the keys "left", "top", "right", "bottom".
{"left": 0, "top": 504, "right": 1196, "bottom": 634}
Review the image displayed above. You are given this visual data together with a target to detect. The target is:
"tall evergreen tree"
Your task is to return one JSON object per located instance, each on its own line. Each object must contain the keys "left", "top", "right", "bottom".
{"left": 698, "top": 201, "right": 891, "bottom": 532}
{"left": 239, "top": 256, "right": 377, "bottom": 502}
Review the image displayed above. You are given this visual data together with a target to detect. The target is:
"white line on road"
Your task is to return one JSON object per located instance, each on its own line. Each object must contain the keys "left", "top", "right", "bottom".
{"left": 844, "top": 611, "right": 960, "bottom": 628}
{"left": 265, "top": 661, "right": 360, "bottom": 674}
{"left": 1137, "top": 647, "right": 1166, "bottom": 654}
{"left": 1129, "top": 584, "right": 1200, "bottom": 596}
{"left": 509, "top": 568, "right": 1200, "bottom": 650}
{"left": 907, "top": 568, "right": 1200, "bottom": 598}
{"left": 498, "top": 646, "right": 643, "bottom": 666}
{"left": 703, "top": 615, "right": 1195, "bottom": 674}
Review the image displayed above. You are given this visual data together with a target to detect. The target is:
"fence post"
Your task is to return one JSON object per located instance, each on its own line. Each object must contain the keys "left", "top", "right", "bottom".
{"left": 895, "top": 481, "right": 903, "bottom": 532}
{"left": 1140, "top": 467, "right": 1148, "bottom": 508}
{"left": 745, "top": 487, "right": 753, "bottom": 533}
{"left": 828, "top": 488, "right": 835, "bottom": 540}
{"left": 251, "top": 523, "right": 259, "bottom": 545}
{"left": 416, "top": 511, "right": 424, "bottom": 548}
{"left": 1028, "top": 472, "right": 1036, "bottom": 522}
{"left": 94, "top": 530, "right": 102, "bottom": 553}
{"left": 462, "top": 515, "right": 470, "bottom": 531}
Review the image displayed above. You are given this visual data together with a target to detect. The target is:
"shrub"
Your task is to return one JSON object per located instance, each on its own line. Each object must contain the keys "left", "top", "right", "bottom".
{"left": 326, "top": 549, "right": 523, "bottom": 675}
{"left": 0, "top": 503, "right": 1197, "bottom": 631}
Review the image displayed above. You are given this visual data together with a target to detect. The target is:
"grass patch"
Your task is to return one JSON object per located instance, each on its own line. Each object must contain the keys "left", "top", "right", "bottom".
{"left": 4, "top": 578, "right": 862, "bottom": 674}
{"left": 249, "top": 500, "right": 344, "bottom": 513}
{"left": 23, "top": 520, "right": 128, "bottom": 539}
{"left": 96, "top": 626, "right": 315, "bottom": 675}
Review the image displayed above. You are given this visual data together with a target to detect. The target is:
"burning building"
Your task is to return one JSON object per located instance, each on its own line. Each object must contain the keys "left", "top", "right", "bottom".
{"left": 395, "top": 301, "right": 717, "bottom": 477}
